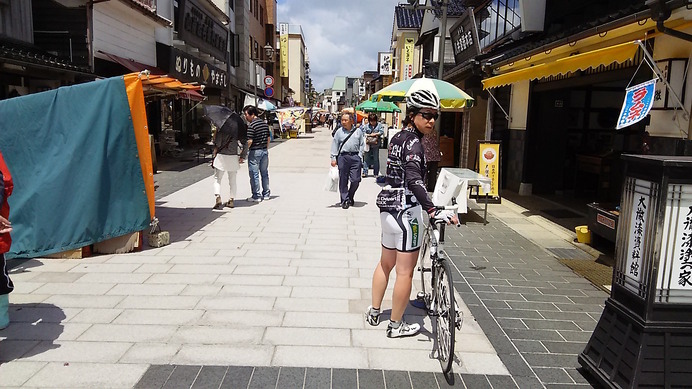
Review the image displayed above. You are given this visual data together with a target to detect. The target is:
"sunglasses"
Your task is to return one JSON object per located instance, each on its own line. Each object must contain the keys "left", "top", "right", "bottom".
{"left": 418, "top": 111, "right": 439, "bottom": 121}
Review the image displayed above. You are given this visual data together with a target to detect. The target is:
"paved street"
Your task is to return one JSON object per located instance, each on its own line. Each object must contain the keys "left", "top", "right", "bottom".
{"left": 0, "top": 126, "right": 606, "bottom": 388}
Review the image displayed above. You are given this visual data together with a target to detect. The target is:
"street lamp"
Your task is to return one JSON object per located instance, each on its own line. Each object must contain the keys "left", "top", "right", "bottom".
{"left": 252, "top": 43, "right": 275, "bottom": 107}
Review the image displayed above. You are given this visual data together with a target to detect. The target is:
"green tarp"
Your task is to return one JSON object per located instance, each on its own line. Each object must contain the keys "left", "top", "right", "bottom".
{"left": 0, "top": 76, "right": 150, "bottom": 258}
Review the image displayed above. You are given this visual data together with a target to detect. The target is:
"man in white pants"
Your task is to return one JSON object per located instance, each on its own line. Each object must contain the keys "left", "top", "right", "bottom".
{"left": 212, "top": 112, "right": 247, "bottom": 209}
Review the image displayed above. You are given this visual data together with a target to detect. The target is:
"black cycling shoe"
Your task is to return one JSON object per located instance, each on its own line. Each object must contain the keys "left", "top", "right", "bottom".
{"left": 341, "top": 201, "right": 350, "bottom": 209}
{"left": 348, "top": 199, "right": 354, "bottom": 206}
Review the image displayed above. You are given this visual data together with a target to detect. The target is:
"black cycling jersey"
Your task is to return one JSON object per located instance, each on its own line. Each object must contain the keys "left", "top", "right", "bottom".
{"left": 385, "top": 127, "right": 435, "bottom": 213}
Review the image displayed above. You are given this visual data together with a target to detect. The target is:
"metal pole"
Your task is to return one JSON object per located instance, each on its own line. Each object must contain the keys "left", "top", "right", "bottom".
{"left": 253, "top": 60, "right": 258, "bottom": 107}
{"left": 437, "top": 0, "right": 448, "bottom": 80}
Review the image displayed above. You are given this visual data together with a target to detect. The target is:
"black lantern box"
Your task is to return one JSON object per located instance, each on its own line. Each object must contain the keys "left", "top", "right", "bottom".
{"left": 579, "top": 155, "right": 692, "bottom": 388}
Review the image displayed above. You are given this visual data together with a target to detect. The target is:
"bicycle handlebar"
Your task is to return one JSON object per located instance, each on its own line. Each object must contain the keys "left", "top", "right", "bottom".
{"left": 430, "top": 204, "right": 462, "bottom": 228}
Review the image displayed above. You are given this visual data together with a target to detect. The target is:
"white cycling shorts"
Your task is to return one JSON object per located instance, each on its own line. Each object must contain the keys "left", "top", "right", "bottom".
{"left": 380, "top": 205, "right": 424, "bottom": 252}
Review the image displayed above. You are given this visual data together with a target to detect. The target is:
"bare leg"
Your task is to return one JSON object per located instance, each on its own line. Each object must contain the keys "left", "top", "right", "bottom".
{"left": 371, "top": 247, "right": 396, "bottom": 309}
{"left": 390, "top": 250, "right": 419, "bottom": 322}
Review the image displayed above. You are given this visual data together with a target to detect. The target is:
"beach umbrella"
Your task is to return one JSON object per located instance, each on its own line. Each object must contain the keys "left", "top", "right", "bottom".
{"left": 355, "top": 100, "right": 378, "bottom": 112}
{"left": 371, "top": 77, "right": 474, "bottom": 110}
{"left": 356, "top": 100, "right": 402, "bottom": 113}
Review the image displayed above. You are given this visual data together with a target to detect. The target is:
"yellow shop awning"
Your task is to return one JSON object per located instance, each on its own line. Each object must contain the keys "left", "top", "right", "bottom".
{"left": 482, "top": 41, "right": 640, "bottom": 89}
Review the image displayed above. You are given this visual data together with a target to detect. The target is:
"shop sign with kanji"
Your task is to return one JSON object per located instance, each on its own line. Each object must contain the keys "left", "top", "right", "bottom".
{"left": 625, "top": 179, "right": 651, "bottom": 291}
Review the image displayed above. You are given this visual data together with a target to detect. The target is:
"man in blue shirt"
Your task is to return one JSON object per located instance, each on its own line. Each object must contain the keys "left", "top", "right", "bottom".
{"left": 330, "top": 112, "right": 364, "bottom": 209}
{"left": 361, "top": 113, "right": 385, "bottom": 178}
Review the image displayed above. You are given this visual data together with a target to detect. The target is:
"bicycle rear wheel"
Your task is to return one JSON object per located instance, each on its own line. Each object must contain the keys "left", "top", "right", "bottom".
{"left": 417, "top": 226, "right": 433, "bottom": 309}
{"left": 434, "top": 256, "right": 456, "bottom": 374}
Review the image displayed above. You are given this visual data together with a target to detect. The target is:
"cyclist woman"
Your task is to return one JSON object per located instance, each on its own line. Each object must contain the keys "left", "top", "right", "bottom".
{"left": 366, "top": 89, "right": 458, "bottom": 338}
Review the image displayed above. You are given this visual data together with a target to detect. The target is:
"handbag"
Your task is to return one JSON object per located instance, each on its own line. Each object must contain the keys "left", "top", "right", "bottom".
{"left": 211, "top": 134, "right": 235, "bottom": 169}
{"left": 376, "top": 187, "right": 405, "bottom": 212}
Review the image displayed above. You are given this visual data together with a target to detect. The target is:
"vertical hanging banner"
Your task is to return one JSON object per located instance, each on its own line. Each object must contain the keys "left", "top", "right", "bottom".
{"left": 379, "top": 52, "right": 392, "bottom": 76}
{"left": 403, "top": 38, "right": 415, "bottom": 80}
{"left": 624, "top": 179, "right": 651, "bottom": 293}
{"left": 279, "top": 23, "right": 289, "bottom": 78}
{"left": 616, "top": 78, "right": 656, "bottom": 129}
{"left": 477, "top": 141, "right": 501, "bottom": 199}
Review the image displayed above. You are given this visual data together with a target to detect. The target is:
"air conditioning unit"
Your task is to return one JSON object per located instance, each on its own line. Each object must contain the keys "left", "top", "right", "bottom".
{"left": 519, "top": 0, "right": 546, "bottom": 32}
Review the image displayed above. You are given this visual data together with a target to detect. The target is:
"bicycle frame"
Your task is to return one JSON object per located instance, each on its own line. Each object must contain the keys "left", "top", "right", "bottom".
{"left": 425, "top": 220, "right": 446, "bottom": 312}
{"left": 416, "top": 205, "right": 463, "bottom": 374}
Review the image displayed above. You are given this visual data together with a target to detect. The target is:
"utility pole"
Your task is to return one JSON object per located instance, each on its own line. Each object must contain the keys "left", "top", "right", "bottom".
{"left": 407, "top": 0, "right": 449, "bottom": 80}
{"left": 437, "top": 0, "right": 449, "bottom": 80}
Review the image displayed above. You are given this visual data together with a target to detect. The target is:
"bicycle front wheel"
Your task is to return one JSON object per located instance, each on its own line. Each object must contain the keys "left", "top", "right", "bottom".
{"left": 435, "top": 257, "right": 456, "bottom": 374}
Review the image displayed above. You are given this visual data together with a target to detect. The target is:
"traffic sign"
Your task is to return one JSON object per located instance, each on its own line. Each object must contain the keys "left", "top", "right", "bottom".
{"left": 264, "top": 87, "right": 274, "bottom": 98}
{"left": 263, "top": 75, "right": 274, "bottom": 87}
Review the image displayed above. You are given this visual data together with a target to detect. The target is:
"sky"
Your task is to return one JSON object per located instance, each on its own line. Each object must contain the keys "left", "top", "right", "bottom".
{"left": 277, "top": 0, "right": 403, "bottom": 93}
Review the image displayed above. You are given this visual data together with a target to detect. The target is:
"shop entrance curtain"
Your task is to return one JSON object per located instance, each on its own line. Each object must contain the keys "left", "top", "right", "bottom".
{"left": 0, "top": 76, "right": 153, "bottom": 258}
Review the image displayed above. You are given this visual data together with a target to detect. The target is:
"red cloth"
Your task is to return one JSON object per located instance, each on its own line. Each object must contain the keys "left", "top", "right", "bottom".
{"left": 0, "top": 151, "right": 12, "bottom": 253}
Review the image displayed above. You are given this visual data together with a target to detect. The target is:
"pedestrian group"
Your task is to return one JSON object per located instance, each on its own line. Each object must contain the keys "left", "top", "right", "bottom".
{"left": 210, "top": 105, "right": 272, "bottom": 209}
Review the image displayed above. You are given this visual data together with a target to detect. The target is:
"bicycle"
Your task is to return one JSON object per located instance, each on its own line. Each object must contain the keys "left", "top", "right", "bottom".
{"left": 416, "top": 200, "right": 463, "bottom": 374}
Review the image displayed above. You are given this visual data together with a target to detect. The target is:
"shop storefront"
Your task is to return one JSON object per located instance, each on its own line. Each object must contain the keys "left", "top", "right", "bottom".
{"left": 145, "top": 0, "right": 231, "bottom": 154}
{"left": 1, "top": 0, "right": 94, "bottom": 100}
{"left": 481, "top": 10, "right": 692, "bottom": 214}
{"left": 156, "top": 43, "right": 227, "bottom": 147}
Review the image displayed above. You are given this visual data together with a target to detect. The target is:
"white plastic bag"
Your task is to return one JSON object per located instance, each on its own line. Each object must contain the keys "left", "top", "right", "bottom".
{"left": 324, "top": 166, "right": 339, "bottom": 192}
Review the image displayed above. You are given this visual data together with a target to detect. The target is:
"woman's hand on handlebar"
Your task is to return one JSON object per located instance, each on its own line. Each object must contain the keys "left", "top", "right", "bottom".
{"left": 429, "top": 209, "right": 459, "bottom": 225}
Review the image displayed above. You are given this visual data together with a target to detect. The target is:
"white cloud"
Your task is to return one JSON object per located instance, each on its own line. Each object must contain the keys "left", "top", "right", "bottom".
{"left": 277, "top": 0, "right": 402, "bottom": 92}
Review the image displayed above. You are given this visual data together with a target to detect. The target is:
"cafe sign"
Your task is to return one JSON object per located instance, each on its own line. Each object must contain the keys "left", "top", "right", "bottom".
{"left": 177, "top": 0, "right": 229, "bottom": 61}
{"left": 450, "top": 8, "right": 481, "bottom": 66}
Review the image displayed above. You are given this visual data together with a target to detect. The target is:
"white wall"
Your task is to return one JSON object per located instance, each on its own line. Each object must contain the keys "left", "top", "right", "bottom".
{"left": 288, "top": 35, "right": 304, "bottom": 104}
{"left": 647, "top": 32, "right": 692, "bottom": 139}
{"left": 509, "top": 80, "right": 529, "bottom": 130}
{"left": 155, "top": 0, "right": 173, "bottom": 45}
{"left": 93, "top": 1, "right": 158, "bottom": 66}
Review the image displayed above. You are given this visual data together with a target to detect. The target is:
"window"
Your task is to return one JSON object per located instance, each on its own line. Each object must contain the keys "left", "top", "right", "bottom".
{"left": 249, "top": 0, "right": 252, "bottom": 13}
{"left": 231, "top": 33, "right": 240, "bottom": 67}
{"left": 254, "top": 39, "right": 259, "bottom": 60}
{"left": 260, "top": 6, "right": 264, "bottom": 25}
{"left": 478, "top": 0, "right": 521, "bottom": 49}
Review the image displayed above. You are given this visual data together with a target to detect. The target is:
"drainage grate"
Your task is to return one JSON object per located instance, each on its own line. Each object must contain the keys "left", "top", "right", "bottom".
{"left": 540, "top": 209, "right": 583, "bottom": 219}
{"left": 558, "top": 258, "right": 613, "bottom": 293}
{"left": 547, "top": 247, "right": 593, "bottom": 260}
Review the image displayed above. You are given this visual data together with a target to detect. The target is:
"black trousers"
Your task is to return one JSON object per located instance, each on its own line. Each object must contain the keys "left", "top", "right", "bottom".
{"left": 1, "top": 253, "right": 14, "bottom": 295}
{"left": 337, "top": 154, "right": 362, "bottom": 203}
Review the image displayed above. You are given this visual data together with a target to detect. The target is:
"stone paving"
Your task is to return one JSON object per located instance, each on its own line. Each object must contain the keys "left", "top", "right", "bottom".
{"left": 1, "top": 126, "right": 512, "bottom": 388}
{"left": 0, "top": 125, "right": 610, "bottom": 388}
{"left": 445, "top": 206, "right": 607, "bottom": 388}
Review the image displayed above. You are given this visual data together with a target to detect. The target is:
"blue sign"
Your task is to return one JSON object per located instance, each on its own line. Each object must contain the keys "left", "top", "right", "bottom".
{"left": 616, "top": 79, "right": 656, "bottom": 129}
{"left": 264, "top": 87, "right": 274, "bottom": 98}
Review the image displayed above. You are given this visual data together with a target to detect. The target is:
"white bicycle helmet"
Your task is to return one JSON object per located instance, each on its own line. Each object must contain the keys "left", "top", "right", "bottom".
{"left": 406, "top": 89, "right": 440, "bottom": 110}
